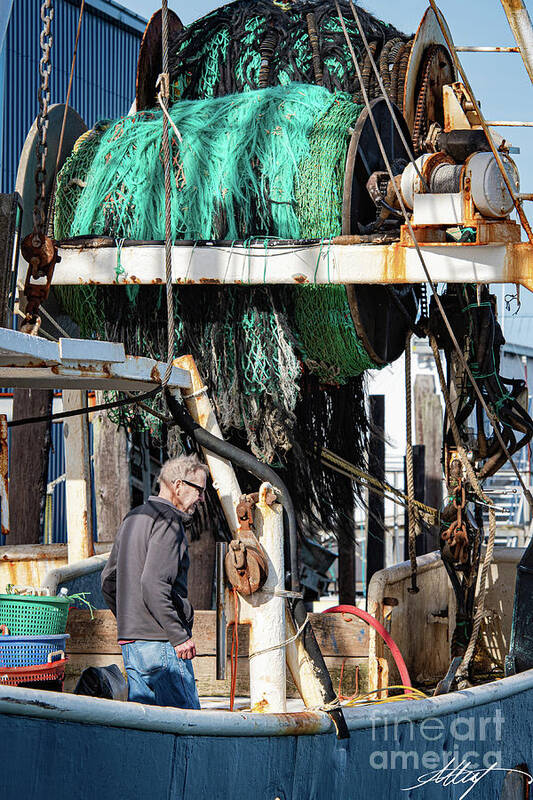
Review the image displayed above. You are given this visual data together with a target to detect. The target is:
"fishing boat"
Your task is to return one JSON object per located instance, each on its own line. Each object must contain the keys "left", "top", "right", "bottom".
{"left": 1, "top": 1, "right": 533, "bottom": 798}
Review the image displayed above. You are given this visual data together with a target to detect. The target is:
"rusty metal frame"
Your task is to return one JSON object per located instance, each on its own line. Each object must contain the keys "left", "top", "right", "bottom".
{"left": 51, "top": 239, "right": 533, "bottom": 293}
{"left": 0, "top": 415, "right": 8, "bottom": 537}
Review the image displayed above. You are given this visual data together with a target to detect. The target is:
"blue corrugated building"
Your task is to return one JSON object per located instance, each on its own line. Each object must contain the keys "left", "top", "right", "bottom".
{"left": 0, "top": 0, "right": 146, "bottom": 543}
{"left": 1, "top": 0, "right": 146, "bottom": 193}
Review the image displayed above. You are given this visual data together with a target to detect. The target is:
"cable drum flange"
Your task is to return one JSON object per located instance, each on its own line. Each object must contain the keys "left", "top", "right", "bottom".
{"left": 466, "top": 152, "right": 519, "bottom": 218}
{"left": 342, "top": 97, "right": 420, "bottom": 366}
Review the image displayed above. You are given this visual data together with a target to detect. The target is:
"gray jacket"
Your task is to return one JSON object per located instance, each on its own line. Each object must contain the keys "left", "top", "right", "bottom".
{"left": 101, "top": 496, "right": 193, "bottom": 646}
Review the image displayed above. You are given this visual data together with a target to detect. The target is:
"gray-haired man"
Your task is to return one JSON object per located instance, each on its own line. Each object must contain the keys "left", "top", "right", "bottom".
{"left": 101, "top": 453, "right": 208, "bottom": 708}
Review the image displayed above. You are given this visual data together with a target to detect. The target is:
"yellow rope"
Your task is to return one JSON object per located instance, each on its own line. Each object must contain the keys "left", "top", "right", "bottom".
{"left": 318, "top": 446, "right": 440, "bottom": 524}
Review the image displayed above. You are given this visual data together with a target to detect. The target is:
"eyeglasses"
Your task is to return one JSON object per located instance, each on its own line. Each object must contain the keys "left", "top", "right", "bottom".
{"left": 180, "top": 478, "right": 206, "bottom": 494}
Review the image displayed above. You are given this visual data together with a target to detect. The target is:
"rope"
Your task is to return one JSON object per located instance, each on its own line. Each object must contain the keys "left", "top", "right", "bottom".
{"left": 430, "top": 334, "right": 497, "bottom": 679}
{"left": 334, "top": 0, "right": 533, "bottom": 511}
{"left": 230, "top": 587, "right": 239, "bottom": 711}
{"left": 160, "top": 0, "right": 175, "bottom": 388}
{"left": 318, "top": 446, "right": 440, "bottom": 523}
{"left": 405, "top": 332, "right": 419, "bottom": 593}
{"left": 248, "top": 616, "right": 309, "bottom": 658}
{"left": 456, "top": 505, "right": 497, "bottom": 681}
{"left": 429, "top": 335, "right": 486, "bottom": 499}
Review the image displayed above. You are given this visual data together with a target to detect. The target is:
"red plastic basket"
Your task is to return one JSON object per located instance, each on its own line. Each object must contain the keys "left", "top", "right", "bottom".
{"left": 0, "top": 653, "right": 67, "bottom": 687}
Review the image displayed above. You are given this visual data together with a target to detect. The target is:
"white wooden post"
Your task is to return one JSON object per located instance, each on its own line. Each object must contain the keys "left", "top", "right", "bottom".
{"left": 174, "top": 355, "right": 241, "bottom": 533}
{"left": 246, "top": 483, "right": 286, "bottom": 713}
{"left": 63, "top": 390, "right": 94, "bottom": 563}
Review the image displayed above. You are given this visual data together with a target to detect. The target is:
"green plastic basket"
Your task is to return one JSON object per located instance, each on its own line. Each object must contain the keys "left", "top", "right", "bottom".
{"left": 0, "top": 595, "right": 71, "bottom": 635}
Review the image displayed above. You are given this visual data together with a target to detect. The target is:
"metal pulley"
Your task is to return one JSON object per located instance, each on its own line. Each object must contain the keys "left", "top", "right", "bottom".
{"left": 20, "top": 232, "right": 61, "bottom": 332}
{"left": 225, "top": 539, "right": 268, "bottom": 596}
{"left": 224, "top": 493, "right": 269, "bottom": 596}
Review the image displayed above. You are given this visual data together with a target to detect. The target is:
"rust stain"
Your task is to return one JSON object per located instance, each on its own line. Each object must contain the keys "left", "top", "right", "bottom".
{"left": 152, "top": 278, "right": 164, "bottom": 284}
{"left": 1, "top": 361, "right": 49, "bottom": 368}
{"left": 503, "top": 0, "right": 525, "bottom": 10}
{"left": 199, "top": 278, "right": 221, "bottom": 284}
{"left": 6, "top": 562, "right": 18, "bottom": 584}
{"left": 271, "top": 710, "right": 326, "bottom": 736}
{"left": 150, "top": 365, "right": 161, "bottom": 383}
{"left": 292, "top": 274, "right": 309, "bottom": 284}
{"left": 128, "top": 275, "right": 141, "bottom": 284}
{"left": 51, "top": 365, "right": 60, "bottom": 374}
{"left": 251, "top": 697, "right": 269, "bottom": 713}
{"left": 385, "top": 242, "right": 407, "bottom": 283}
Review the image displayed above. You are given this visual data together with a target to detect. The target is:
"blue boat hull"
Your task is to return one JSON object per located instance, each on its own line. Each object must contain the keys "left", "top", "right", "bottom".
{"left": 1, "top": 670, "right": 532, "bottom": 799}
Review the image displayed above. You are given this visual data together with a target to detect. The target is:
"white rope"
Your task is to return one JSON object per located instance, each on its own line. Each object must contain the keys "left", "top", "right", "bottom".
{"left": 156, "top": 74, "right": 183, "bottom": 143}
{"left": 183, "top": 385, "right": 208, "bottom": 399}
{"left": 261, "top": 587, "right": 303, "bottom": 599}
{"left": 248, "top": 616, "right": 309, "bottom": 659}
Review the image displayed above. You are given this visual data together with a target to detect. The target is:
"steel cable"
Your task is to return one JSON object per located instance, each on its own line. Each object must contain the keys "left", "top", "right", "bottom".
{"left": 334, "top": 0, "right": 533, "bottom": 510}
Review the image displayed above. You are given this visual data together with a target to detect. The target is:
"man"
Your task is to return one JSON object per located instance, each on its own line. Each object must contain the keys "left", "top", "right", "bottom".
{"left": 101, "top": 453, "right": 208, "bottom": 709}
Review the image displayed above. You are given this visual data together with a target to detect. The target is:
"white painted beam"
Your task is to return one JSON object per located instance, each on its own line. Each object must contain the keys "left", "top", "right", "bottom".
{"left": 0, "top": 328, "right": 191, "bottom": 391}
{"left": 52, "top": 241, "right": 533, "bottom": 289}
{"left": 63, "top": 390, "right": 94, "bottom": 565}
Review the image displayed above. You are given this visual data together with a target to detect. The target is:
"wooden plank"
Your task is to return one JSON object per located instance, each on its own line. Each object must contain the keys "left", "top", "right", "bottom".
{"left": 192, "top": 656, "right": 369, "bottom": 699}
{"left": 63, "top": 653, "right": 368, "bottom": 699}
{"left": 66, "top": 609, "right": 369, "bottom": 658}
{"left": 9, "top": 388, "right": 52, "bottom": 545}
{"left": 92, "top": 396, "right": 130, "bottom": 543}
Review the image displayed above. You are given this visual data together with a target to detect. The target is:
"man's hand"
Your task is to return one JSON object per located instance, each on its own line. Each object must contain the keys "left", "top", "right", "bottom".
{"left": 174, "top": 638, "right": 196, "bottom": 660}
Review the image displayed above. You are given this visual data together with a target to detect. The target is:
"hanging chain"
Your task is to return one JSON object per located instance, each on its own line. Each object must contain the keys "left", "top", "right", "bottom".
{"left": 34, "top": 0, "right": 54, "bottom": 240}
{"left": 20, "top": 0, "right": 60, "bottom": 334}
{"left": 441, "top": 476, "right": 469, "bottom": 565}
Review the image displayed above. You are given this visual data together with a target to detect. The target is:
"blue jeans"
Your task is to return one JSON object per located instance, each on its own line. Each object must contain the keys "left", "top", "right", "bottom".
{"left": 121, "top": 641, "right": 201, "bottom": 709}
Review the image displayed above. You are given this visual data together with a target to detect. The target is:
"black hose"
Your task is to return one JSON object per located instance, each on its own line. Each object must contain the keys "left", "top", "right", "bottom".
{"left": 165, "top": 389, "right": 299, "bottom": 592}
{"left": 165, "top": 389, "right": 350, "bottom": 738}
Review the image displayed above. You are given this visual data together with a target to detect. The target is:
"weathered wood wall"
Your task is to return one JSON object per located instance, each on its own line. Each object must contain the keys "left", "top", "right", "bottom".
{"left": 65, "top": 609, "right": 370, "bottom": 697}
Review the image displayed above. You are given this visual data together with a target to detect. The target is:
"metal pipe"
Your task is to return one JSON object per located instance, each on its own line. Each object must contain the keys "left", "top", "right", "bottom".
{"left": 165, "top": 384, "right": 300, "bottom": 592}
{"left": 500, "top": 0, "right": 533, "bottom": 86}
{"left": 455, "top": 46, "right": 519, "bottom": 52}
{"left": 41, "top": 552, "right": 109, "bottom": 594}
{"left": 1, "top": 668, "right": 533, "bottom": 736}
{"left": 215, "top": 541, "right": 227, "bottom": 681}
{"left": 486, "top": 121, "right": 533, "bottom": 126}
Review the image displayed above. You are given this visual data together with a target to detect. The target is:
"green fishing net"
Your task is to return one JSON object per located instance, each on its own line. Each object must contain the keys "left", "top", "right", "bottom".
{"left": 167, "top": 0, "right": 407, "bottom": 101}
{"left": 55, "top": 84, "right": 360, "bottom": 242}
{"left": 54, "top": 84, "right": 382, "bottom": 461}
